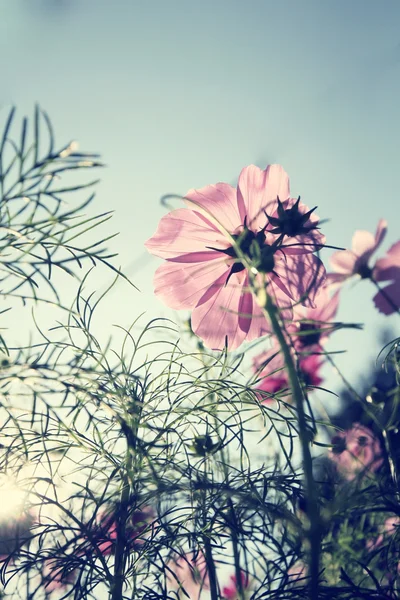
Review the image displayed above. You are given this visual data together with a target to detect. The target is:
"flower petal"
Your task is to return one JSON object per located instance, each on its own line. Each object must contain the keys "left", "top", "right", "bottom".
{"left": 352, "top": 218, "right": 387, "bottom": 262}
{"left": 330, "top": 249, "right": 358, "bottom": 276}
{"left": 184, "top": 183, "right": 242, "bottom": 233}
{"left": 374, "top": 240, "right": 400, "bottom": 281}
{"left": 274, "top": 253, "right": 326, "bottom": 307}
{"left": 325, "top": 272, "right": 348, "bottom": 285}
{"left": 373, "top": 281, "right": 400, "bottom": 315}
{"left": 154, "top": 258, "right": 228, "bottom": 310}
{"left": 237, "top": 164, "right": 290, "bottom": 231}
{"left": 306, "top": 286, "right": 341, "bottom": 323}
{"left": 191, "top": 273, "right": 249, "bottom": 350}
{"left": 145, "top": 208, "right": 227, "bottom": 260}
{"left": 238, "top": 286, "right": 272, "bottom": 342}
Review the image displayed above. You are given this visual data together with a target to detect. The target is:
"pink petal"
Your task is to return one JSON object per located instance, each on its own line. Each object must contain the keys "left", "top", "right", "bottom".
{"left": 237, "top": 277, "right": 272, "bottom": 342}
{"left": 351, "top": 230, "right": 376, "bottom": 258}
{"left": 352, "top": 219, "right": 386, "bottom": 262}
{"left": 191, "top": 272, "right": 249, "bottom": 350}
{"left": 374, "top": 218, "right": 388, "bottom": 249}
{"left": 281, "top": 230, "right": 326, "bottom": 254}
{"left": 145, "top": 208, "right": 227, "bottom": 260}
{"left": 330, "top": 250, "right": 357, "bottom": 275}
{"left": 184, "top": 183, "right": 242, "bottom": 233}
{"left": 253, "top": 346, "right": 285, "bottom": 375}
{"left": 373, "top": 281, "right": 400, "bottom": 315}
{"left": 325, "top": 272, "right": 348, "bottom": 285}
{"left": 306, "top": 286, "right": 341, "bottom": 323}
{"left": 154, "top": 258, "right": 228, "bottom": 310}
{"left": 374, "top": 240, "right": 400, "bottom": 281}
{"left": 274, "top": 254, "right": 326, "bottom": 308}
{"left": 237, "top": 164, "right": 290, "bottom": 231}
{"left": 244, "top": 299, "right": 273, "bottom": 342}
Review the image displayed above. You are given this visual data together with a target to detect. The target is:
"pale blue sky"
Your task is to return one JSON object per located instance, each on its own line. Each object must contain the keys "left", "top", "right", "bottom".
{"left": 2, "top": 0, "right": 400, "bottom": 390}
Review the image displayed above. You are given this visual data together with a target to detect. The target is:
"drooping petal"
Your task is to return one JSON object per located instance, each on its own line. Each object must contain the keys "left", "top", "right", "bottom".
{"left": 236, "top": 275, "right": 274, "bottom": 342}
{"left": 373, "top": 240, "right": 400, "bottom": 281}
{"left": 239, "top": 292, "right": 272, "bottom": 342}
{"left": 191, "top": 272, "right": 249, "bottom": 350}
{"left": 145, "top": 208, "right": 228, "bottom": 260}
{"left": 184, "top": 183, "right": 242, "bottom": 233}
{"left": 237, "top": 164, "right": 290, "bottom": 231}
{"left": 330, "top": 250, "right": 357, "bottom": 276}
{"left": 154, "top": 257, "right": 228, "bottom": 310}
{"left": 373, "top": 281, "right": 400, "bottom": 315}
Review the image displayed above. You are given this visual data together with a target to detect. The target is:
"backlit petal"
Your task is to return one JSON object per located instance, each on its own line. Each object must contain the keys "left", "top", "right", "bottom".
{"left": 237, "top": 164, "right": 290, "bottom": 231}
{"left": 145, "top": 208, "right": 227, "bottom": 260}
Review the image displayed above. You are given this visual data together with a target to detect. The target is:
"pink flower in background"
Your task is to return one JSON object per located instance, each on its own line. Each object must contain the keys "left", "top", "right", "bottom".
{"left": 329, "top": 219, "right": 400, "bottom": 315}
{"left": 287, "top": 560, "right": 307, "bottom": 583}
{"left": 42, "top": 558, "right": 77, "bottom": 592}
{"left": 329, "top": 423, "right": 383, "bottom": 481}
{"left": 253, "top": 344, "right": 324, "bottom": 403}
{"left": 329, "top": 219, "right": 387, "bottom": 282}
{"left": 92, "top": 506, "right": 154, "bottom": 557}
{"left": 222, "top": 571, "right": 250, "bottom": 599}
{"left": 167, "top": 551, "right": 209, "bottom": 599}
{"left": 382, "top": 515, "right": 400, "bottom": 535}
{"left": 366, "top": 516, "right": 400, "bottom": 552}
{"left": 146, "top": 164, "right": 326, "bottom": 350}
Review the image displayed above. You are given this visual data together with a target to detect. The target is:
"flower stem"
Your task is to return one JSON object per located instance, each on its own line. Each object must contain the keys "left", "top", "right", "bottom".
{"left": 203, "top": 535, "right": 219, "bottom": 600}
{"left": 264, "top": 295, "right": 320, "bottom": 600}
{"left": 110, "top": 466, "right": 131, "bottom": 600}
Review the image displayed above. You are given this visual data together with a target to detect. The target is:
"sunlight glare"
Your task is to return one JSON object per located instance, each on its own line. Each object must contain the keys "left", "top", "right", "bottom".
{"left": 0, "top": 477, "right": 26, "bottom": 520}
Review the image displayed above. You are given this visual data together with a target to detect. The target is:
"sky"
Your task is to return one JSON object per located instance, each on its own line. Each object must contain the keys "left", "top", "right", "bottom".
{"left": 1, "top": 0, "right": 400, "bottom": 396}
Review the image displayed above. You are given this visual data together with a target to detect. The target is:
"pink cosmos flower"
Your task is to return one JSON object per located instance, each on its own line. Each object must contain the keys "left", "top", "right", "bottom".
{"left": 42, "top": 558, "right": 77, "bottom": 592}
{"left": 253, "top": 344, "right": 324, "bottom": 403}
{"left": 329, "top": 219, "right": 400, "bottom": 315}
{"left": 287, "top": 560, "right": 307, "bottom": 584}
{"left": 166, "top": 551, "right": 209, "bottom": 599}
{"left": 330, "top": 219, "right": 387, "bottom": 282}
{"left": 221, "top": 571, "right": 250, "bottom": 599}
{"left": 366, "top": 516, "right": 400, "bottom": 552}
{"left": 329, "top": 423, "right": 383, "bottom": 481}
{"left": 146, "top": 164, "right": 326, "bottom": 350}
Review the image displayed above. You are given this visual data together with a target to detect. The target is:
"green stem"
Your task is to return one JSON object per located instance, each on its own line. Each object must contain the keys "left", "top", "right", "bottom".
{"left": 229, "top": 500, "right": 246, "bottom": 600}
{"left": 110, "top": 464, "right": 131, "bottom": 600}
{"left": 264, "top": 295, "right": 320, "bottom": 600}
{"left": 203, "top": 536, "right": 219, "bottom": 600}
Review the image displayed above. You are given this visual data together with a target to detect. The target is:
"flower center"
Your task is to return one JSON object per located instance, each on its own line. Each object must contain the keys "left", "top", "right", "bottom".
{"left": 207, "top": 223, "right": 277, "bottom": 285}
{"left": 357, "top": 264, "right": 372, "bottom": 279}
{"left": 207, "top": 225, "right": 276, "bottom": 283}
{"left": 266, "top": 197, "right": 318, "bottom": 238}
{"left": 331, "top": 435, "right": 346, "bottom": 454}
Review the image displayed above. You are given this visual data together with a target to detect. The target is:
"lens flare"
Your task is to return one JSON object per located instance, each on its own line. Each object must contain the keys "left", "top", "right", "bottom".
{"left": 0, "top": 476, "right": 26, "bottom": 519}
